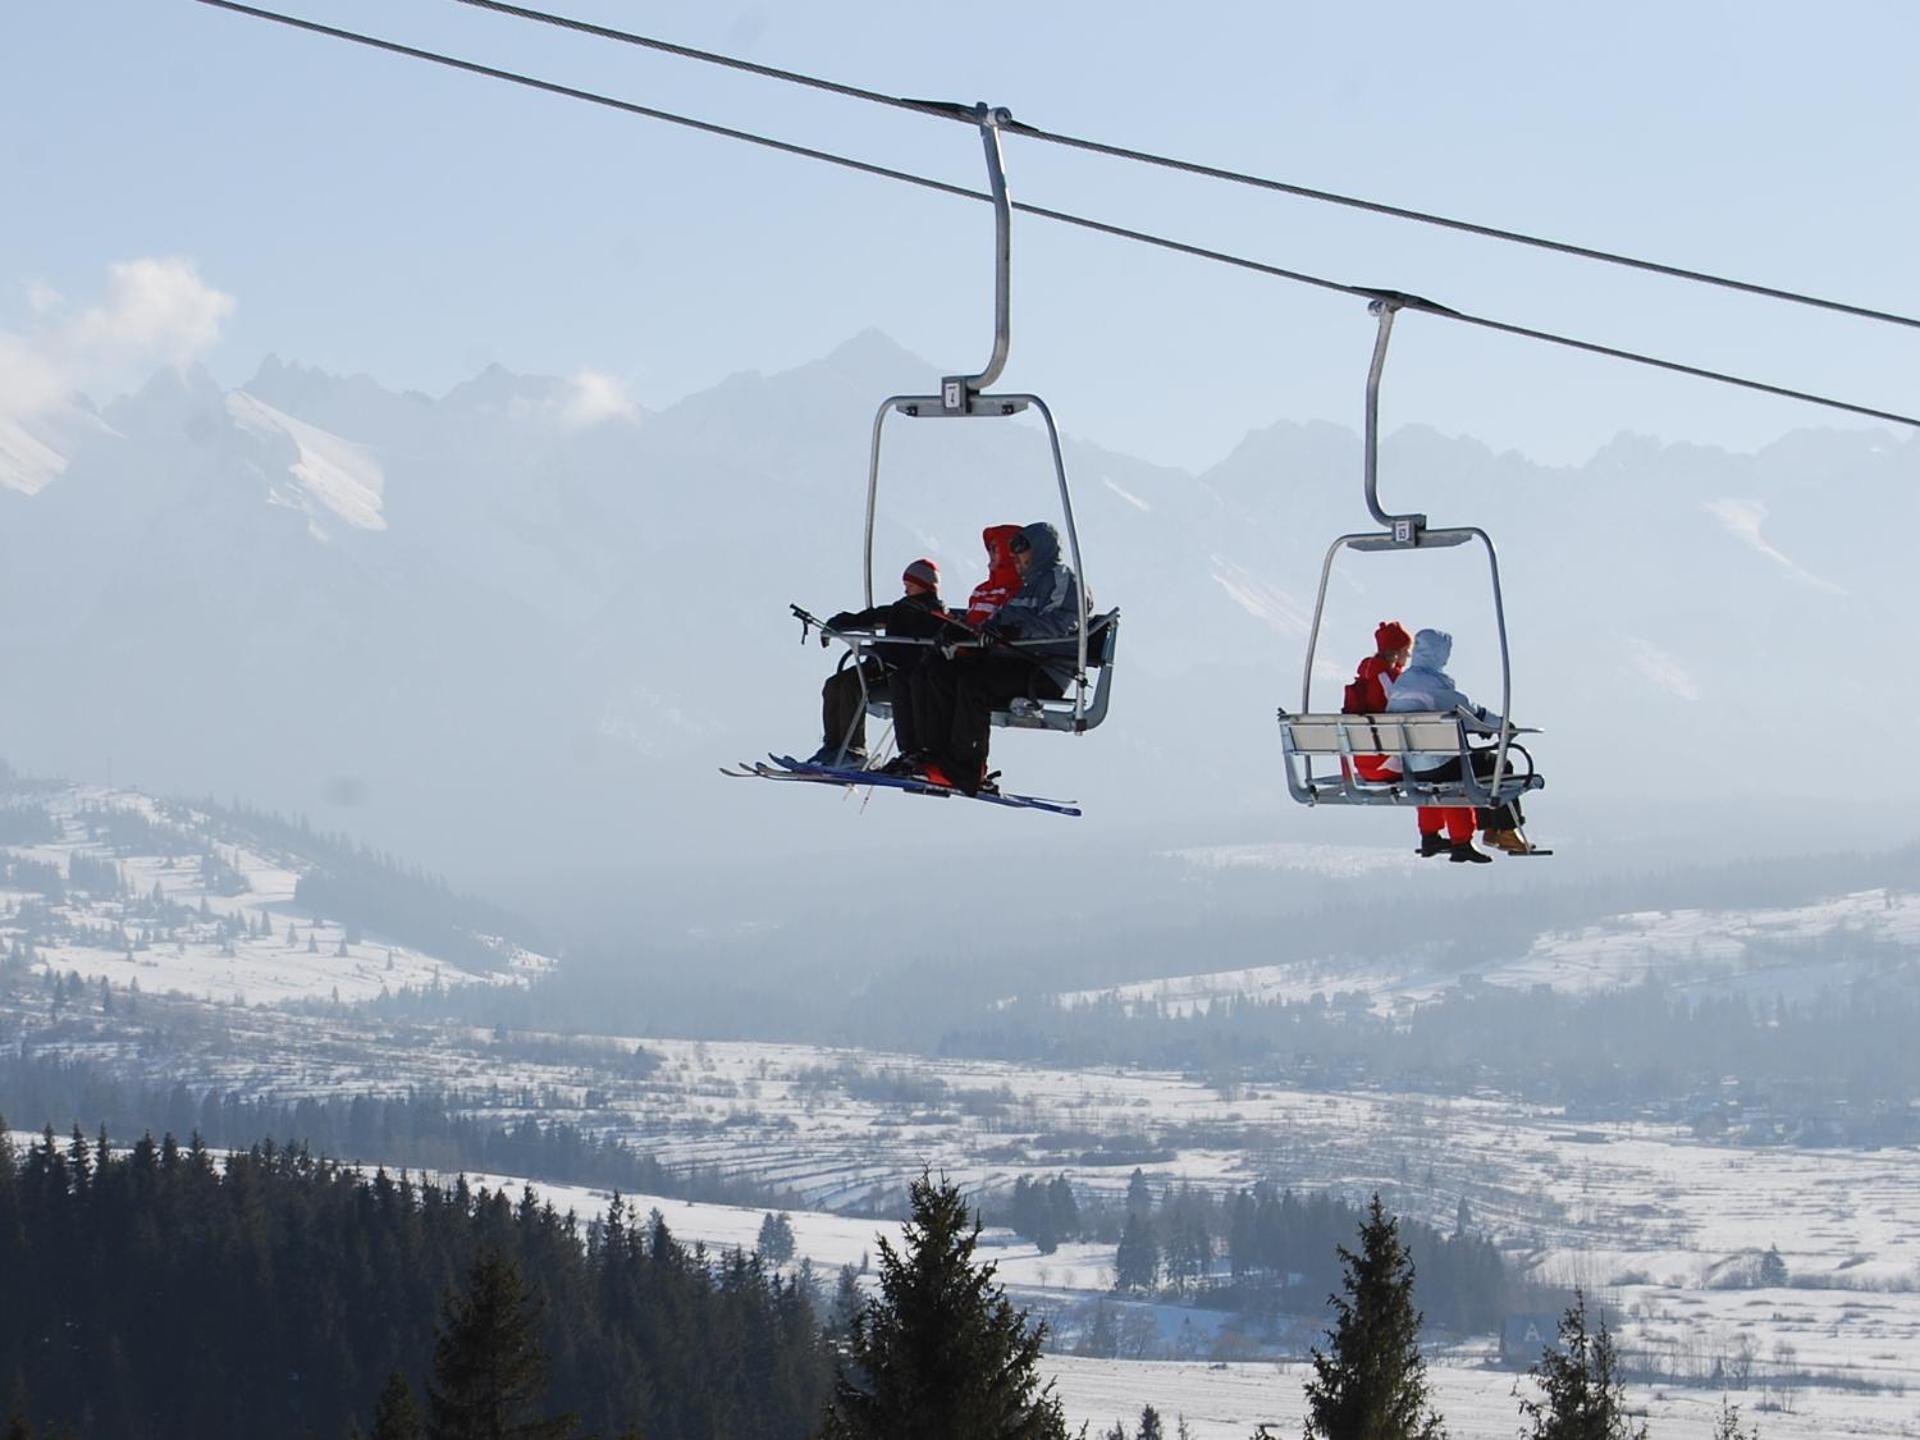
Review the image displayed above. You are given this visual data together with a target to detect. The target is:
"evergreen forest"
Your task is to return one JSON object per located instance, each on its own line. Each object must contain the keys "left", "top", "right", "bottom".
{"left": 0, "top": 1122, "right": 830, "bottom": 1440}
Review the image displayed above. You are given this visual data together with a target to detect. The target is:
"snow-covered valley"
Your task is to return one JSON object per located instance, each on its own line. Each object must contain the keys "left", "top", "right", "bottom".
{"left": 5, "top": 778, "right": 1919, "bottom": 1437}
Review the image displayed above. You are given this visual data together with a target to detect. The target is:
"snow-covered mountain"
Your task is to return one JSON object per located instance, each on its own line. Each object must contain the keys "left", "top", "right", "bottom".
{"left": 2, "top": 332, "right": 1915, "bottom": 874}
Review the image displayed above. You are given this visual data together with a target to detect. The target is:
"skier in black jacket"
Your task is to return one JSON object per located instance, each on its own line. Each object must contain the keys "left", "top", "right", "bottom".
{"left": 808, "top": 558, "right": 951, "bottom": 767}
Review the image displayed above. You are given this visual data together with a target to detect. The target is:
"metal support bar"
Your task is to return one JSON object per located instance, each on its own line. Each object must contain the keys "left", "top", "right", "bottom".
{"left": 942, "top": 104, "right": 1013, "bottom": 409}
{"left": 1297, "top": 528, "right": 1516, "bottom": 800}
{"left": 1363, "top": 298, "right": 1426, "bottom": 542}
{"left": 862, "top": 394, "right": 1091, "bottom": 723}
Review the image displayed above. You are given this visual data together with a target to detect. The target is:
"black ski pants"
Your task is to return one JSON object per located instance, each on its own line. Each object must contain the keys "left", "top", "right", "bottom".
{"left": 822, "top": 659, "right": 926, "bottom": 757}
{"left": 916, "top": 655, "right": 1064, "bottom": 777}
{"left": 1414, "top": 749, "right": 1527, "bottom": 832}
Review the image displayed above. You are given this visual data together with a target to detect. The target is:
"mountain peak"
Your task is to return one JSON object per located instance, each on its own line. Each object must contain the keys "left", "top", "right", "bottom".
{"left": 101, "top": 361, "right": 229, "bottom": 438}
{"left": 440, "top": 362, "right": 572, "bottom": 416}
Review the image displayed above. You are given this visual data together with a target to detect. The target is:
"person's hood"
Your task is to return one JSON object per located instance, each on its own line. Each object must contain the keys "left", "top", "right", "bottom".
{"left": 982, "top": 524, "right": 1023, "bottom": 583}
{"left": 1018, "top": 521, "right": 1062, "bottom": 572}
{"left": 1409, "top": 627, "right": 1453, "bottom": 673}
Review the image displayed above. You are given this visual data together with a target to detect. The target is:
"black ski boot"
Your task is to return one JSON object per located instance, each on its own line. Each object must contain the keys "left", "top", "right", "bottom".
{"left": 1450, "top": 840, "right": 1492, "bottom": 864}
{"left": 1418, "top": 832, "right": 1450, "bottom": 859}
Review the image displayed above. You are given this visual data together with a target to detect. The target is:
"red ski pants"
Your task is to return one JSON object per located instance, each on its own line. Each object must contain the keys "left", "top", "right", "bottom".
{"left": 1418, "top": 806, "right": 1476, "bottom": 842}
{"left": 1352, "top": 756, "right": 1476, "bottom": 843}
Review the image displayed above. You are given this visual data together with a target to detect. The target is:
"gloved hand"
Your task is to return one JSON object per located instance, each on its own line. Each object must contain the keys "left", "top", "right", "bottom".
{"left": 826, "top": 611, "right": 858, "bottom": 631}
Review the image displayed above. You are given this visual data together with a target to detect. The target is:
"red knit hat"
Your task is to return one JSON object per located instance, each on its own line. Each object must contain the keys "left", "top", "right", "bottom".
{"left": 902, "top": 558, "right": 940, "bottom": 592}
{"left": 1375, "top": 620, "right": 1412, "bottom": 653}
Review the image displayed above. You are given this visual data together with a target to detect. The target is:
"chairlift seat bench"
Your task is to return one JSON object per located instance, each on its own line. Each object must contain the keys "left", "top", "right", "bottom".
{"left": 858, "top": 609, "right": 1121, "bottom": 735}
{"left": 1276, "top": 708, "right": 1543, "bottom": 808}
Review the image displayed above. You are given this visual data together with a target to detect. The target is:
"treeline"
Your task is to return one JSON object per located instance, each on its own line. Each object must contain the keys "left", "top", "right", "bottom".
{"left": 0, "top": 1123, "right": 831, "bottom": 1440}
{"left": 946, "top": 975, "right": 1920, "bottom": 1125}
{"left": 0, "top": 1050, "right": 802, "bottom": 1212}
{"left": 993, "top": 1171, "right": 1508, "bottom": 1335}
{"left": 0, "top": 800, "right": 59, "bottom": 846}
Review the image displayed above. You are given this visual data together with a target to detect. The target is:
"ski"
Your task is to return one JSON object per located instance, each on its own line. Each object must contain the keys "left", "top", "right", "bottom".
{"left": 758, "top": 754, "right": 1082, "bottom": 818}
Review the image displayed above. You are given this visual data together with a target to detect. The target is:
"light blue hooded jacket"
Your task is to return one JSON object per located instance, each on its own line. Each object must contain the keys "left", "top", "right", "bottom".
{"left": 1384, "top": 628, "right": 1501, "bottom": 774}
{"left": 991, "top": 521, "right": 1082, "bottom": 689}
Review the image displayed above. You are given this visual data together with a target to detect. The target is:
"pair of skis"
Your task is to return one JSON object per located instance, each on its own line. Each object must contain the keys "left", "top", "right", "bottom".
{"left": 719, "top": 754, "right": 1082, "bottom": 818}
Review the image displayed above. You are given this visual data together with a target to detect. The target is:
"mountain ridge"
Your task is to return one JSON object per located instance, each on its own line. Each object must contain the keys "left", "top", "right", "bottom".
{"left": 1, "top": 333, "right": 1914, "bottom": 874}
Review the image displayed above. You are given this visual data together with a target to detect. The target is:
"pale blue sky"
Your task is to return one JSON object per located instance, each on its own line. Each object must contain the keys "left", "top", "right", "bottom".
{"left": 5, "top": 0, "right": 1916, "bottom": 468}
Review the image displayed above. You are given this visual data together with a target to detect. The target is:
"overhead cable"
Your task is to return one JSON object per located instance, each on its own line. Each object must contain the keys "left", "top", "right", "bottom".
{"left": 193, "top": 0, "right": 1920, "bottom": 430}
{"left": 450, "top": 0, "right": 1920, "bottom": 334}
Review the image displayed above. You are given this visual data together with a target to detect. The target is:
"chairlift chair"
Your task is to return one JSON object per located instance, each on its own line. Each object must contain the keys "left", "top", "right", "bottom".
{"left": 839, "top": 105, "right": 1120, "bottom": 739}
{"left": 1276, "top": 295, "right": 1545, "bottom": 816}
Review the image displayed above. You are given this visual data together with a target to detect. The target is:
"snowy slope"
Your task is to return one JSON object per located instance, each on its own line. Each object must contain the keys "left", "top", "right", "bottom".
{"left": 1, "top": 783, "right": 552, "bottom": 1004}
{"left": 226, "top": 389, "right": 387, "bottom": 535}
{"left": 1055, "top": 883, "right": 1920, "bottom": 1017}
{"left": 0, "top": 402, "right": 116, "bottom": 496}
{"left": 0, "top": 417, "right": 67, "bottom": 496}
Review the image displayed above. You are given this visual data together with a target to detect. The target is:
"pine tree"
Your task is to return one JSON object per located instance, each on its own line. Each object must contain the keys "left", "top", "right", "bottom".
{"left": 757, "top": 1210, "right": 796, "bottom": 1265}
{"left": 1077, "top": 1300, "right": 1118, "bottom": 1359}
{"left": 1047, "top": 1176, "right": 1080, "bottom": 1248}
{"left": 828, "top": 1264, "right": 865, "bottom": 1339}
{"left": 1300, "top": 1194, "right": 1445, "bottom": 1440}
{"left": 1114, "top": 1210, "right": 1159, "bottom": 1294}
{"left": 1136, "top": 1403, "right": 1165, "bottom": 1440}
{"left": 371, "top": 1372, "right": 425, "bottom": 1440}
{"left": 426, "top": 1248, "right": 572, "bottom": 1440}
{"left": 823, "top": 1172, "right": 1068, "bottom": 1440}
{"left": 1757, "top": 1246, "right": 1788, "bottom": 1288}
{"left": 1515, "top": 1290, "right": 1645, "bottom": 1440}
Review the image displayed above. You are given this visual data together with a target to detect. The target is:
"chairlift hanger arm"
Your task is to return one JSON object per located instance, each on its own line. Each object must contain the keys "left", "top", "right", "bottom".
{"left": 949, "top": 106, "right": 1014, "bottom": 402}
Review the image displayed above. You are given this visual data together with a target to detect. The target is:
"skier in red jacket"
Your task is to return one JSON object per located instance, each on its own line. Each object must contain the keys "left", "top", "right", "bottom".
{"left": 1342, "top": 620, "right": 1474, "bottom": 859}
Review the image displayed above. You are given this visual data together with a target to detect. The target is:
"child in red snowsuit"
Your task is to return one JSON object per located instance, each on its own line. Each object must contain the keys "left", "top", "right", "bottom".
{"left": 962, "top": 524, "right": 1025, "bottom": 629}
{"left": 1343, "top": 620, "right": 1473, "bottom": 858}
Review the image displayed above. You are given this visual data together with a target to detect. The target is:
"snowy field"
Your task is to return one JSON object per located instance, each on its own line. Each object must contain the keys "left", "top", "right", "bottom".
{"left": 1045, "top": 1355, "right": 1920, "bottom": 1440}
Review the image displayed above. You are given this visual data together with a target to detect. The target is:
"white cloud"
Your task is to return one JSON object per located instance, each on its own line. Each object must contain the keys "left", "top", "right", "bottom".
{"left": 68, "top": 257, "right": 234, "bottom": 364}
{"left": 1702, "top": 497, "right": 1844, "bottom": 596}
{"left": 0, "top": 257, "right": 235, "bottom": 425}
{"left": 558, "top": 369, "right": 636, "bottom": 430}
{"left": 0, "top": 333, "right": 71, "bottom": 421}
{"left": 1624, "top": 636, "right": 1701, "bottom": 702}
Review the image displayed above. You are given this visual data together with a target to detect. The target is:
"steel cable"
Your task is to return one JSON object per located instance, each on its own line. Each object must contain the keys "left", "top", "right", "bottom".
{"left": 450, "top": 0, "right": 1920, "bottom": 333}
{"left": 193, "top": 0, "right": 1920, "bottom": 429}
